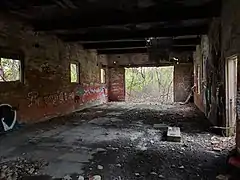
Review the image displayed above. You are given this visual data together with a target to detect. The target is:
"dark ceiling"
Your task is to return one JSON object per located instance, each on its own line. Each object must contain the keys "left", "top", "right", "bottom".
{"left": 0, "top": 0, "right": 221, "bottom": 54}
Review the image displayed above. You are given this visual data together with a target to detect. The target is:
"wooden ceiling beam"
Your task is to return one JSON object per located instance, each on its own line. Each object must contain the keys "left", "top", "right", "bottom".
{"left": 97, "top": 46, "right": 196, "bottom": 54}
{"left": 83, "top": 37, "right": 200, "bottom": 49}
{"left": 33, "top": 1, "right": 220, "bottom": 31}
{"left": 58, "top": 25, "right": 207, "bottom": 42}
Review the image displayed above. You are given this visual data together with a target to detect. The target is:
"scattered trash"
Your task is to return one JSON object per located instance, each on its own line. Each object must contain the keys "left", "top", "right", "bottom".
{"left": 179, "top": 166, "right": 184, "bottom": 169}
{"left": 216, "top": 174, "right": 230, "bottom": 180}
{"left": 63, "top": 175, "right": 72, "bottom": 180}
{"left": 90, "top": 175, "right": 101, "bottom": 180}
{"left": 213, "top": 147, "right": 222, "bottom": 152}
{"left": 96, "top": 148, "right": 107, "bottom": 152}
{"left": 150, "top": 172, "right": 157, "bottom": 175}
{"left": 78, "top": 175, "right": 84, "bottom": 180}
{"left": 135, "top": 173, "right": 140, "bottom": 176}
{"left": 159, "top": 175, "right": 164, "bottom": 178}
{"left": 28, "top": 168, "right": 35, "bottom": 174}
{"left": 97, "top": 165, "right": 104, "bottom": 170}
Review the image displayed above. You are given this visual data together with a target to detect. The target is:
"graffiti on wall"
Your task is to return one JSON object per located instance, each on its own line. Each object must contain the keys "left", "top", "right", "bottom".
{"left": 27, "top": 86, "right": 107, "bottom": 108}
{"left": 0, "top": 104, "right": 17, "bottom": 132}
{"left": 74, "top": 86, "right": 106, "bottom": 103}
{"left": 28, "top": 91, "right": 75, "bottom": 107}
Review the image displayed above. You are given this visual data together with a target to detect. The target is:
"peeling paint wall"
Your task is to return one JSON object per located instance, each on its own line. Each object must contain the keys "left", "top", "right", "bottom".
{"left": 174, "top": 64, "right": 193, "bottom": 102}
{"left": 221, "top": 0, "right": 240, "bottom": 149}
{"left": 108, "top": 68, "right": 125, "bottom": 101}
{"left": 193, "top": 18, "right": 222, "bottom": 126}
{"left": 0, "top": 15, "right": 108, "bottom": 128}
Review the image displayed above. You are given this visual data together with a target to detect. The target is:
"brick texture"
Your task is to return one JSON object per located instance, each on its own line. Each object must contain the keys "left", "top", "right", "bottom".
{"left": 108, "top": 68, "right": 125, "bottom": 101}
{"left": 174, "top": 64, "right": 193, "bottom": 102}
{"left": 0, "top": 15, "right": 108, "bottom": 128}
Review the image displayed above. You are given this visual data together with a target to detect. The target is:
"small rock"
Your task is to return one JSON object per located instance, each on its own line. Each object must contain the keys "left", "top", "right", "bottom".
{"left": 182, "top": 144, "right": 188, "bottom": 148}
{"left": 216, "top": 174, "right": 229, "bottom": 180}
{"left": 97, "top": 165, "right": 104, "bottom": 170}
{"left": 78, "top": 175, "right": 84, "bottom": 180}
{"left": 92, "top": 175, "right": 101, "bottom": 180}
{"left": 213, "top": 147, "right": 222, "bottom": 152}
{"left": 179, "top": 166, "right": 184, "bottom": 169}
{"left": 96, "top": 148, "right": 107, "bottom": 152}
{"left": 116, "top": 164, "right": 121, "bottom": 167}
{"left": 63, "top": 175, "right": 72, "bottom": 180}
{"left": 159, "top": 175, "right": 164, "bottom": 178}
{"left": 135, "top": 173, "right": 140, "bottom": 176}
{"left": 28, "top": 168, "right": 35, "bottom": 174}
{"left": 211, "top": 141, "right": 219, "bottom": 144}
{"left": 150, "top": 172, "right": 157, "bottom": 175}
{"left": 171, "top": 165, "right": 176, "bottom": 168}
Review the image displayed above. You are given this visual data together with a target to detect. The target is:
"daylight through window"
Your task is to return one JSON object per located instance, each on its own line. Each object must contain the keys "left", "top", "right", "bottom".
{"left": 0, "top": 58, "right": 21, "bottom": 82}
{"left": 100, "top": 68, "right": 106, "bottom": 84}
{"left": 70, "top": 63, "right": 79, "bottom": 83}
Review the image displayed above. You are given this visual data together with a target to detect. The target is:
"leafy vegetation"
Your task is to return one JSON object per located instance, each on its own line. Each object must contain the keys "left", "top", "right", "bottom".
{"left": 125, "top": 66, "right": 174, "bottom": 103}
{"left": 0, "top": 58, "right": 21, "bottom": 82}
{"left": 70, "top": 63, "right": 78, "bottom": 83}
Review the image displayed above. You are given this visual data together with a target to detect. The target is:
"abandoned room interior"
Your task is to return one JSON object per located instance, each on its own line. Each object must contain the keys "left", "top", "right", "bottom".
{"left": 0, "top": 0, "right": 240, "bottom": 179}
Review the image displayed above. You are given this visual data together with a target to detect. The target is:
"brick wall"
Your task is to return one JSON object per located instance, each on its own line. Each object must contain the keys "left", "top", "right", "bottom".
{"left": 0, "top": 15, "right": 108, "bottom": 132}
{"left": 174, "top": 64, "right": 193, "bottom": 102}
{"left": 108, "top": 68, "right": 125, "bottom": 101}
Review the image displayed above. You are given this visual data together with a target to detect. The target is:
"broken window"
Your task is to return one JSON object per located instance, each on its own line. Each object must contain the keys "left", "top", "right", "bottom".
{"left": 70, "top": 63, "right": 79, "bottom": 83}
{"left": 0, "top": 58, "right": 21, "bottom": 82}
{"left": 100, "top": 68, "right": 106, "bottom": 84}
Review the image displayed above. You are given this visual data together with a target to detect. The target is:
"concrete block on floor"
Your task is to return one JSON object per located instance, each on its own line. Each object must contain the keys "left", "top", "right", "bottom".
{"left": 167, "top": 127, "right": 181, "bottom": 142}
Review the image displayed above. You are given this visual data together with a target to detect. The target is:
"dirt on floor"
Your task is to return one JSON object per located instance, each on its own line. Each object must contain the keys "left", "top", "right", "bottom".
{"left": 0, "top": 103, "right": 236, "bottom": 180}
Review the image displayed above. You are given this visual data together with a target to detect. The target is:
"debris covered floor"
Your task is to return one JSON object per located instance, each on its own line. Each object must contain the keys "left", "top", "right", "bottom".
{"left": 0, "top": 103, "right": 235, "bottom": 180}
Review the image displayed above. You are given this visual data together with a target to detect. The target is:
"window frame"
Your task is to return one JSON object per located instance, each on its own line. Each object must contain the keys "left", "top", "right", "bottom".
{"left": 70, "top": 62, "right": 80, "bottom": 83}
{"left": 0, "top": 57, "right": 23, "bottom": 83}
{"left": 100, "top": 68, "right": 106, "bottom": 84}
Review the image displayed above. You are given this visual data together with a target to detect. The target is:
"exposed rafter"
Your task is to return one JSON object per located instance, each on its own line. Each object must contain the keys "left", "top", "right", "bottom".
{"left": 32, "top": 0, "right": 220, "bottom": 31}
{"left": 83, "top": 37, "right": 200, "bottom": 49}
{"left": 98, "top": 46, "right": 196, "bottom": 54}
{"left": 58, "top": 25, "right": 207, "bottom": 42}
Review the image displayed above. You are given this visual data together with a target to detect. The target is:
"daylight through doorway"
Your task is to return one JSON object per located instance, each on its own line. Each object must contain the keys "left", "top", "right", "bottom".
{"left": 125, "top": 66, "right": 174, "bottom": 103}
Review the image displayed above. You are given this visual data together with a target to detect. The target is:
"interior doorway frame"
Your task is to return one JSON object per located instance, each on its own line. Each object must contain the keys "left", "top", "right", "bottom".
{"left": 225, "top": 55, "right": 238, "bottom": 136}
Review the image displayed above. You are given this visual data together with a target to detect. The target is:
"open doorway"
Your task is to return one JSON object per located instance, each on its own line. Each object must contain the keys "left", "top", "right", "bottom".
{"left": 125, "top": 66, "right": 174, "bottom": 103}
{"left": 225, "top": 55, "right": 238, "bottom": 136}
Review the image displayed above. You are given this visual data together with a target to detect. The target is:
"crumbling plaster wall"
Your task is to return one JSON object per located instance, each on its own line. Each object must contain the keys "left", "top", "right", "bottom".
{"left": 0, "top": 14, "right": 108, "bottom": 128}
{"left": 221, "top": 0, "right": 240, "bottom": 149}
{"left": 174, "top": 64, "right": 193, "bottom": 102}
{"left": 193, "top": 18, "right": 222, "bottom": 126}
{"left": 108, "top": 68, "right": 125, "bottom": 102}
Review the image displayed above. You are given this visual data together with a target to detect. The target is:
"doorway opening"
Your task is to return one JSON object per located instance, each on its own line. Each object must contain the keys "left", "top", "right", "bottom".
{"left": 125, "top": 66, "right": 174, "bottom": 103}
{"left": 225, "top": 55, "right": 238, "bottom": 136}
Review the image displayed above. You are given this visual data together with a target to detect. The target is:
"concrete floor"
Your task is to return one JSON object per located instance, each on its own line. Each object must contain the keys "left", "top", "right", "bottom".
{"left": 0, "top": 103, "right": 235, "bottom": 180}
